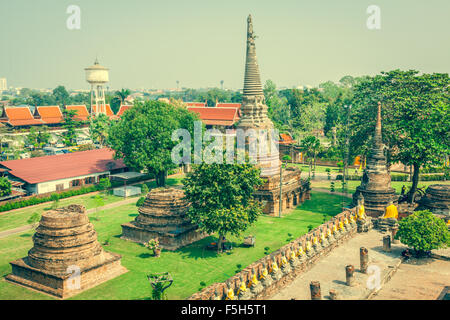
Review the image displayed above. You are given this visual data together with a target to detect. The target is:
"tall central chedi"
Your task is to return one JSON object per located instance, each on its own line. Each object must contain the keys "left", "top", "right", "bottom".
{"left": 352, "top": 102, "right": 396, "bottom": 217}
{"left": 238, "top": 15, "right": 310, "bottom": 215}
{"left": 237, "top": 14, "right": 280, "bottom": 177}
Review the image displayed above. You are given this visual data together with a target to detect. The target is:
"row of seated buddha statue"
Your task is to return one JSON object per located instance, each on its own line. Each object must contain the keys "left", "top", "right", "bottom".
{"left": 204, "top": 212, "right": 365, "bottom": 300}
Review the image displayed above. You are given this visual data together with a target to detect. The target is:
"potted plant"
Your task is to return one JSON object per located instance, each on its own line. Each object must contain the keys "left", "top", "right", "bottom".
{"left": 146, "top": 238, "right": 161, "bottom": 257}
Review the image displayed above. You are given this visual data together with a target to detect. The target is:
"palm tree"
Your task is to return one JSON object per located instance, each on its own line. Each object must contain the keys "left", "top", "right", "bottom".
{"left": 300, "top": 135, "right": 321, "bottom": 178}
{"left": 115, "top": 89, "right": 131, "bottom": 105}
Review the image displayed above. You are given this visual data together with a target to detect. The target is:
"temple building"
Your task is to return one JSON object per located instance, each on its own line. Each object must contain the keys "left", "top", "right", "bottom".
{"left": 237, "top": 15, "right": 309, "bottom": 215}
{"left": 6, "top": 204, "right": 127, "bottom": 299}
{"left": 352, "top": 102, "right": 397, "bottom": 217}
{"left": 121, "top": 188, "right": 207, "bottom": 250}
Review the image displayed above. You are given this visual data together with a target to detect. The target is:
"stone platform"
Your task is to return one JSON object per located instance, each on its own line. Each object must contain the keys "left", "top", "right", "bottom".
{"left": 6, "top": 204, "right": 127, "bottom": 299}
{"left": 270, "top": 230, "right": 406, "bottom": 300}
{"left": 417, "top": 184, "right": 450, "bottom": 216}
{"left": 255, "top": 167, "right": 310, "bottom": 216}
{"left": 121, "top": 187, "right": 207, "bottom": 250}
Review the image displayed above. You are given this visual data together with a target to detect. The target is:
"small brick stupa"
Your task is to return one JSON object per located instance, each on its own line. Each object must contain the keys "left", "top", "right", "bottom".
{"left": 6, "top": 204, "right": 127, "bottom": 299}
{"left": 121, "top": 187, "right": 206, "bottom": 250}
{"left": 417, "top": 184, "right": 450, "bottom": 216}
{"left": 352, "top": 102, "right": 396, "bottom": 217}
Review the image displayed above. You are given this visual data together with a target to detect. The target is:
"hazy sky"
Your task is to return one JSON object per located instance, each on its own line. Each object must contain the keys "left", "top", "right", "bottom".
{"left": 0, "top": 0, "right": 449, "bottom": 90}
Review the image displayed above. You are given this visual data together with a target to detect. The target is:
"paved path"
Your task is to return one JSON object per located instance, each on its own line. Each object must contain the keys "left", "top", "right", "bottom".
{"left": 371, "top": 258, "right": 450, "bottom": 300}
{"left": 270, "top": 229, "right": 407, "bottom": 300}
{"left": 0, "top": 196, "right": 138, "bottom": 239}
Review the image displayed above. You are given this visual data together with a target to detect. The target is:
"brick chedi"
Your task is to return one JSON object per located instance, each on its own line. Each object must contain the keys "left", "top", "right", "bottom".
{"left": 6, "top": 204, "right": 127, "bottom": 299}
{"left": 417, "top": 184, "right": 450, "bottom": 216}
{"left": 352, "top": 102, "right": 396, "bottom": 217}
{"left": 121, "top": 187, "right": 207, "bottom": 250}
{"left": 237, "top": 15, "right": 309, "bottom": 215}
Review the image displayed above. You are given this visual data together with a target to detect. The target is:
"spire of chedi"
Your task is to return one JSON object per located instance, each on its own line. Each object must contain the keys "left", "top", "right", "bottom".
{"left": 352, "top": 102, "right": 396, "bottom": 217}
{"left": 238, "top": 14, "right": 273, "bottom": 130}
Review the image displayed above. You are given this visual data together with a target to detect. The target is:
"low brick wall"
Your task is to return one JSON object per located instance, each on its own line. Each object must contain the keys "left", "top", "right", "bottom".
{"left": 188, "top": 208, "right": 358, "bottom": 300}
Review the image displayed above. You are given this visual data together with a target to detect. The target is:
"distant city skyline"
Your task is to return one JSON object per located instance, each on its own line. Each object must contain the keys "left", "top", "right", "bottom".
{"left": 0, "top": 0, "right": 449, "bottom": 90}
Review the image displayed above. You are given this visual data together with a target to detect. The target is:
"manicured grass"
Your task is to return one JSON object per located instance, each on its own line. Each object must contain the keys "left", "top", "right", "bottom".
{"left": 0, "top": 193, "right": 126, "bottom": 232}
{"left": 311, "top": 180, "right": 450, "bottom": 195}
{"left": 0, "top": 175, "right": 184, "bottom": 233}
{"left": 287, "top": 163, "right": 341, "bottom": 174}
{"left": 0, "top": 191, "right": 347, "bottom": 300}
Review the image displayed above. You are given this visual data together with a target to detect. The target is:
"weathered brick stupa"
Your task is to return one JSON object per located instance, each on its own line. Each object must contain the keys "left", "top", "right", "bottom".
{"left": 6, "top": 204, "right": 127, "bottom": 299}
{"left": 352, "top": 102, "right": 396, "bottom": 217}
{"left": 121, "top": 188, "right": 207, "bottom": 250}
{"left": 237, "top": 15, "right": 309, "bottom": 215}
{"left": 417, "top": 184, "right": 450, "bottom": 216}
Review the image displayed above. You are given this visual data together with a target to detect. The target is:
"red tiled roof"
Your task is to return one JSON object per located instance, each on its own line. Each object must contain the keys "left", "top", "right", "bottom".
{"left": 3, "top": 107, "right": 44, "bottom": 126}
{"left": 0, "top": 148, "right": 126, "bottom": 184}
{"left": 187, "top": 107, "right": 239, "bottom": 126}
{"left": 279, "top": 133, "right": 295, "bottom": 145}
{"left": 91, "top": 104, "right": 114, "bottom": 116}
{"left": 117, "top": 105, "right": 132, "bottom": 116}
{"left": 35, "top": 106, "right": 64, "bottom": 124}
{"left": 186, "top": 102, "right": 207, "bottom": 107}
{"left": 66, "top": 105, "right": 90, "bottom": 121}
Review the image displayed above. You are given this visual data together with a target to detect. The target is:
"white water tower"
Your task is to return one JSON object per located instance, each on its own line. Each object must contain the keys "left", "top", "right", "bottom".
{"left": 85, "top": 58, "right": 109, "bottom": 116}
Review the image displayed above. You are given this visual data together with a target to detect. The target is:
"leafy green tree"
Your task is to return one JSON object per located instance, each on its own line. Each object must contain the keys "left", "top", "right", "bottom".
{"left": 89, "top": 113, "right": 111, "bottom": 147}
{"left": 0, "top": 177, "right": 11, "bottom": 197}
{"left": 350, "top": 70, "right": 449, "bottom": 202}
{"left": 53, "top": 86, "right": 70, "bottom": 106}
{"left": 300, "top": 135, "right": 321, "bottom": 178}
{"left": 108, "top": 100, "right": 199, "bottom": 187}
{"left": 396, "top": 210, "right": 449, "bottom": 256}
{"left": 97, "top": 177, "right": 111, "bottom": 193}
{"left": 183, "top": 159, "right": 264, "bottom": 253}
{"left": 141, "top": 183, "right": 149, "bottom": 195}
{"left": 60, "top": 109, "right": 79, "bottom": 146}
{"left": 27, "top": 212, "right": 41, "bottom": 229}
{"left": 25, "top": 127, "right": 39, "bottom": 148}
{"left": 264, "top": 80, "right": 291, "bottom": 128}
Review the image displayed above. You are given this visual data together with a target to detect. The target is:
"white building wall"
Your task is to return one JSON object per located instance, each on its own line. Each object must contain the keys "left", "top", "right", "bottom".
{"left": 34, "top": 171, "right": 109, "bottom": 194}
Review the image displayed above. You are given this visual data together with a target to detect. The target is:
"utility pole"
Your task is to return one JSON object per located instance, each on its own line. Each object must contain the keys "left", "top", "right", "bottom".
{"left": 278, "top": 161, "right": 283, "bottom": 218}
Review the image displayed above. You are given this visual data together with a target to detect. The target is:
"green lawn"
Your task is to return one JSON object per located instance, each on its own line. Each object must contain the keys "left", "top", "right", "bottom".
{"left": 287, "top": 163, "right": 341, "bottom": 174}
{"left": 0, "top": 175, "right": 184, "bottom": 233}
{"left": 0, "top": 191, "right": 347, "bottom": 300}
{"left": 311, "top": 179, "right": 450, "bottom": 195}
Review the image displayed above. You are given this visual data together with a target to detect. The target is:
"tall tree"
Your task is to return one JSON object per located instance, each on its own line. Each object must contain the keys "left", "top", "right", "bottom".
{"left": 53, "top": 86, "right": 70, "bottom": 106}
{"left": 300, "top": 135, "right": 321, "bottom": 178}
{"left": 350, "top": 70, "right": 449, "bottom": 202}
{"left": 89, "top": 113, "right": 111, "bottom": 147}
{"left": 60, "top": 109, "right": 79, "bottom": 146}
{"left": 108, "top": 100, "right": 199, "bottom": 187}
{"left": 183, "top": 159, "right": 263, "bottom": 252}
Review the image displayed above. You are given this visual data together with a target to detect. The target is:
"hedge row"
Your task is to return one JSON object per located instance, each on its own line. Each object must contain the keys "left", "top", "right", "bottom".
{"left": 335, "top": 174, "right": 446, "bottom": 182}
{"left": 0, "top": 185, "right": 101, "bottom": 213}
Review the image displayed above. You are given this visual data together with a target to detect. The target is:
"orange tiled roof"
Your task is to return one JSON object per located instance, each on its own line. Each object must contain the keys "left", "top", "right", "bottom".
{"left": 35, "top": 106, "right": 64, "bottom": 124}
{"left": 66, "top": 105, "right": 90, "bottom": 121}
{"left": 279, "top": 133, "right": 295, "bottom": 145}
{"left": 3, "top": 107, "right": 43, "bottom": 126}
{"left": 187, "top": 107, "right": 239, "bottom": 126}
{"left": 117, "top": 105, "right": 132, "bottom": 116}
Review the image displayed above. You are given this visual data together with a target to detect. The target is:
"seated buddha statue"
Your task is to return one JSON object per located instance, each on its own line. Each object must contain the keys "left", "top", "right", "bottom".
{"left": 383, "top": 200, "right": 398, "bottom": 219}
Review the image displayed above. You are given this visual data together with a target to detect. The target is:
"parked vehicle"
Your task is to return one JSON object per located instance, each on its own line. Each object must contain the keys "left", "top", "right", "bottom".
{"left": 43, "top": 147, "right": 64, "bottom": 156}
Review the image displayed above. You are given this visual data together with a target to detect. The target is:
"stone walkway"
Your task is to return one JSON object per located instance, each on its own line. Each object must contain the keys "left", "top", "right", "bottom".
{"left": 371, "top": 258, "right": 450, "bottom": 300}
{"left": 270, "top": 229, "right": 407, "bottom": 300}
{"left": 0, "top": 196, "right": 138, "bottom": 239}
